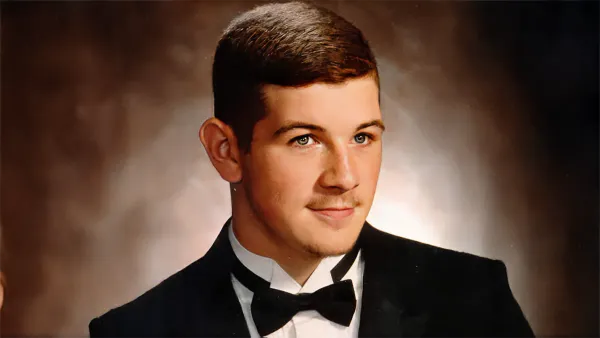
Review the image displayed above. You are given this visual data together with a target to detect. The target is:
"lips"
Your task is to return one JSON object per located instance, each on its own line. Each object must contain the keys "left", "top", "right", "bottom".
{"left": 310, "top": 208, "right": 355, "bottom": 220}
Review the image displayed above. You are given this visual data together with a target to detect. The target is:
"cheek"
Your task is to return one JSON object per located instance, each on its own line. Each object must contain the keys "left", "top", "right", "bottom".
{"left": 249, "top": 153, "right": 317, "bottom": 212}
{"left": 366, "top": 155, "right": 382, "bottom": 181}
{"left": 358, "top": 149, "right": 382, "bottom": 191}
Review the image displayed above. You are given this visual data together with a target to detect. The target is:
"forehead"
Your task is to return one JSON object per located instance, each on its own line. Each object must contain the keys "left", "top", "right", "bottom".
{"left": 260, "top": 77, "right": 381, "bottom": 129}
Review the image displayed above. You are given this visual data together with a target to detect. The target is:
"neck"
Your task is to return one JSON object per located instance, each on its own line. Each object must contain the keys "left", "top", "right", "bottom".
{"left": 231, "top": 193, "right": 322, "bottom": 286}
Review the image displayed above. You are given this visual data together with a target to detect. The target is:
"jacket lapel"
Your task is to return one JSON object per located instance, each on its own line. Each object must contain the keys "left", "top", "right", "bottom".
{"left": 184, "top": 218, "right": 251, "bottom": 337}
{"left": 358, "top": 223, "right": 430, "bottom": 337}
{"left": 197, "top": 280, "right": 250, "bottom": 337}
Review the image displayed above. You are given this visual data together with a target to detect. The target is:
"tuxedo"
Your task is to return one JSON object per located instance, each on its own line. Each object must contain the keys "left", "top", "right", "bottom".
{"left": 89, "top": 219, "right": 535, "bottom": 337}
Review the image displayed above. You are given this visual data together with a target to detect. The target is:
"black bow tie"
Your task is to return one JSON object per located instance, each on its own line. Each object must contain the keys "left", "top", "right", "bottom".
{"left": 251, "top": 279, "right": 356, "bottom": 336}
{"left": 230, "top": 241, "right": 361, "bottom": 336}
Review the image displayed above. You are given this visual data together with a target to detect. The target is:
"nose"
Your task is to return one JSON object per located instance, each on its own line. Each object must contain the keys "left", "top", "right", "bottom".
{"left": 319, "top": 146, "right": 359, "bottom": 192}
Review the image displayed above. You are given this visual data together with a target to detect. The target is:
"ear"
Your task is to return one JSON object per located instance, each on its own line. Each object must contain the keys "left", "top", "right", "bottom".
{"left": 199, "top": 117, "right": 243, "bottom": 183}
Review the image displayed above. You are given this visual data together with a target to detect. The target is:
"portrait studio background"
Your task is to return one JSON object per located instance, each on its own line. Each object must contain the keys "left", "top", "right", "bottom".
{"left": 2, "top": 1, "right": 598, "bottom": 336}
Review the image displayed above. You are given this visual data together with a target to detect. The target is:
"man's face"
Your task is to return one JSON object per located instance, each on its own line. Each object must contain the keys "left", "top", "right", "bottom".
{"left": 240, "top": 76, "right": 384, "bottom": 257}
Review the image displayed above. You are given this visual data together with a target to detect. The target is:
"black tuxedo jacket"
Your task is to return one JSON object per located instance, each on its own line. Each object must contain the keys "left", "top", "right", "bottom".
{"left": 89, "top": 220, "right": 535, "bottom": 337}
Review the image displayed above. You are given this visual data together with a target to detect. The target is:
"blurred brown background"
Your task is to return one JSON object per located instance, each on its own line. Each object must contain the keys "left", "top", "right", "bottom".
{"left": 2, "top": 1, "right": 598, "bottom": 336}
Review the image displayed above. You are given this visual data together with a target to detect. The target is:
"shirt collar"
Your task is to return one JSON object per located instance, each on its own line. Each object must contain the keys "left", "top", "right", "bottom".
{"left": 228, "top": 219, "right": 347, "bottom": 294}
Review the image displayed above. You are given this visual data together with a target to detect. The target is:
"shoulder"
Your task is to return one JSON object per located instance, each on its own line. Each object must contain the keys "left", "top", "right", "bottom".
{"left": 89, "top": 225, "right": 234, "bottom": 337}
{"left": 88, "top": 256, "right": 211, "bottom": 337}
{"left": 363, "top": 225, "right": 534, "bottom": 335}
{"left": 363, "top": 224, "right": 509, "bottom": 288}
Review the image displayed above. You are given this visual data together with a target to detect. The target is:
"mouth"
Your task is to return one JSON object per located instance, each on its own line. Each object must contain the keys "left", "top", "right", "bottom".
{"left": 309, "top": 207, "right": 355, "bottom": 221}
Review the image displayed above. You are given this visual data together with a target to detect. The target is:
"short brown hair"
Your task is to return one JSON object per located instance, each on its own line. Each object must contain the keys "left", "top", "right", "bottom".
{"left": 212, "top": 1, "right": 379, "bottom": 153}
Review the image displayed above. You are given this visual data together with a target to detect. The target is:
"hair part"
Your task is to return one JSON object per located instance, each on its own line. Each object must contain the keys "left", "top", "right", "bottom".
{"left": 212, "top": 1, "right": 379, "bottom": 154}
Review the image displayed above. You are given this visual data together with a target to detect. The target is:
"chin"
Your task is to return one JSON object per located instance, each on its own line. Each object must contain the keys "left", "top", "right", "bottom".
{"left": 304, "top": 243, "right": 354, "bottom": 258}
{"left": 301, "top": 221, "right": 363, "bottom": 257}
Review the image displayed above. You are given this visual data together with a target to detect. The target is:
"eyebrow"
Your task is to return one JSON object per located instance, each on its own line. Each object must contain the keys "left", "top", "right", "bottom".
{"left": 273, "top": 119, "right": 386, "bottom": 137}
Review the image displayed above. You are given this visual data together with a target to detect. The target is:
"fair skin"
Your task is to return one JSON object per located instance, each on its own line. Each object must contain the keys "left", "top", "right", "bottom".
{"left": 200, "top": 76, "right": 384, "bottom": 285}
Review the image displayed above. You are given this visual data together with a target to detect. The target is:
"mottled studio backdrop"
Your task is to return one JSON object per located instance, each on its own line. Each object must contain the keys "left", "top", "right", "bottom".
{"left": 2, "top": 1, "right": 598, "bottom": 336}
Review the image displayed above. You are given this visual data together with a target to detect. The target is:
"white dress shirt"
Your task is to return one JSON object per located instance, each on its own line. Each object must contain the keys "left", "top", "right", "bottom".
{"left": 228, "top": 222, "right": 365, "bottom": 338}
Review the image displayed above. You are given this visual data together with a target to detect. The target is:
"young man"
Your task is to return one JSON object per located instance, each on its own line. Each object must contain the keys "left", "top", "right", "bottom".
{"left": 89, "top": 2, "right": 535, "bottom": 337}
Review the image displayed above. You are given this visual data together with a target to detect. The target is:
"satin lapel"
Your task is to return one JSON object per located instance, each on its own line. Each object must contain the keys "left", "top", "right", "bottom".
{"left": 184, "top": 218, "right": 251, "bottom": 337}
{"left": 358, "top": 223, "right": 430, "bottom": 338}
{"left": 197, "top": 279, "right": 250, "bottom": 337}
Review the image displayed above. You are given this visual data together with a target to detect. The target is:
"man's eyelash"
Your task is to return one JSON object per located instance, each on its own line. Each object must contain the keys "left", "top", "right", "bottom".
{"left": 356, "top": 132, "right": 375, "bottom": 140}
{"left": 289, "top": 134, "right": 314, "bottom": 143}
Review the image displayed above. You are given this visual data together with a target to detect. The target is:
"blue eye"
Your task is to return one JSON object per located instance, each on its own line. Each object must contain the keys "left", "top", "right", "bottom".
{"left": 297, "top": 136, "right": 309, "bottom": 145}
{"left": 291, "top": 135, "right": 315, "bottom": 146}
{"left": 354, "top": 133, "right": 372, "bottom": 144}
